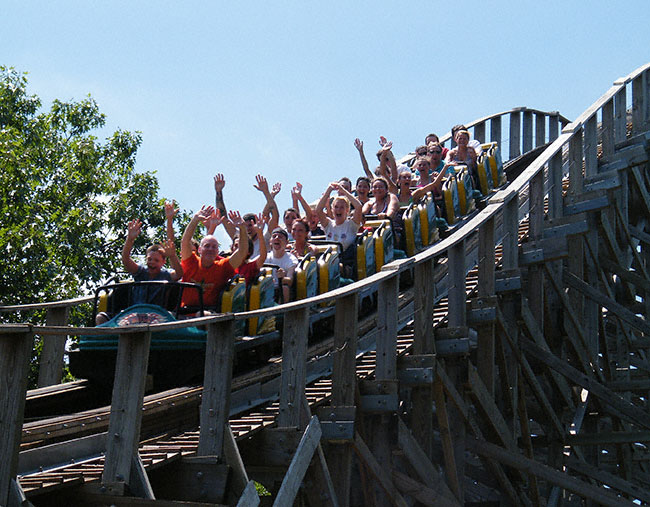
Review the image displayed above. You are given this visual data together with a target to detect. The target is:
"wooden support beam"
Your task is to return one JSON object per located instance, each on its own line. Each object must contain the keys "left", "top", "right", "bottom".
{"left": 37, "top": 306, "right": 68, "bottom": 387}
{"left": 564, "top": 271, "right": 650, "bottom": 336}
{"left": 523, "top": 109, "right": 533, "bottom": 153}
{"left": 102, "top": 330, "right": 151, "bottom": 488}
{"left": 274, "top": 417, "right": 324, "bottom": 507}
{"left": 630, "top": 166, "right": 650, "bottom": 222}
{"left": 535, "top": 112, "right": 546, "bottom": 147}
{"left": 392, "top": 471, "right": 457, "bottom": 507}
{"left": 412, "top": 259, "right": 435, "bottom": 457}
{"left": 584, "top": 114, "right": 598, "bottom": 177}
{"left": 396, "top": 418, "right": 459, "bottom": 506}
{"left": 614, "top": 86, "right": 627, "bottom": 144}
{"left": 236, "top": 481, "right": 260, "bottom": 507}
{"left": 224, "top": 424, "right": 250, "bottom": 501}
{"left": 0, "top": 326, "right": 33, "bottom": 507}
{"left": 198, "top": 319, "right": 235, "bottom": 458}
{"left": 474, "top": 121, "right": 485, "bottom": 144}
{"left": 467, "top": 438, "right": 632, "bottom": 507}
{"left": 278, "top": 307, "right": 309, "bottom": 428}
{"left": 490, "top": 115, "right": 502, "bottom": 146}
{"left": 517, "top": 371, "right": 542, "bottom": 506}
{"left": 328, "top": 292, "right": 358, "bottom": 506}
{"left": 520, "top": 338, "right": 650, "bottom": 430}
{"left": 351, "top": 432, "right": 408, "bottom": 507}
{"left": 432, "top": 376, "right": 461, "bottom": 501}
{"left": 496, "top": 308, "right": 565, "bottom": 438}
{"left": 602, "top": 98, "right": 615, "bottom": 159}
{"left": 509, "top": 110, "right": 521, "bottom": 159}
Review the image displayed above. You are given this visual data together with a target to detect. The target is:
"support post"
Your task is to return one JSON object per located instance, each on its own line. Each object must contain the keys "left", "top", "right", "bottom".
{"left": 474, "top": 121, "right": 485, "bottom": 144}
{"left": 509, "top": 110, "right": 521, "bottom": 159}
{"left": 102, "top": 330, "right": 151, "bottom": 490}
{"left": 198, "top": 318, "right": 236, "bottom": 457}
{"left": 584, "top": 114, "right": 598, "bottom": 178}
{"left": 523, "top": 109, "right": 533, "bottom": 153}
{"left": 535, "top": 112, "right": 546, "bottom": 147}
{"left": 614, "top": 86, "right": 627, "bottom": 144}
{"left": 549, "top": 112, "right": 560, "bottom": 142}
{"left": 490, "top": 115, "right": 502, "bottom": 147}
{"left": 412, "top": 259, "right": 435, "bottom": 457}
{"left": 37, "top": 306, "right": 69, "bottom": 387}
{"left": 278, "top": 307, "right": 309, "bottom": 428}
{"left": 0, "top": 325, "right": 33, "bottom": 507}
{"left": 477, "top": 217, "right": 496, "bottom": 395}
{"left": 602, "top": 98, "right": 615, "bottom": 160}
{"left": 328, "top": 292, "right": 359, "bottom": 506}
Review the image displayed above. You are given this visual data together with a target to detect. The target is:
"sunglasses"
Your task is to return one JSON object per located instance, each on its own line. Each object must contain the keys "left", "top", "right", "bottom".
{"left": 428, "top": 149, "right": 442, "bottom": 154}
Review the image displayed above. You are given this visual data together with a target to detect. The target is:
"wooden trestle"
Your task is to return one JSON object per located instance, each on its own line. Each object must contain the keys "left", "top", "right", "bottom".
{"left": 2, "top": 63, "right": 650, "bottom": 506}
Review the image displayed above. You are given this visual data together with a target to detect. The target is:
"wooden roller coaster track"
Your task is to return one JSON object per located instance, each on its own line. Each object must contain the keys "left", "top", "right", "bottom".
{"left": 2, "top": 62, "right": 650, "bottom": 505}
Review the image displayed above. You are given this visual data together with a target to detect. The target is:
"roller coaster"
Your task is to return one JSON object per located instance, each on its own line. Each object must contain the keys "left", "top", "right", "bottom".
{"left": 2, "top": 62, "right": 650, "bottom": 505}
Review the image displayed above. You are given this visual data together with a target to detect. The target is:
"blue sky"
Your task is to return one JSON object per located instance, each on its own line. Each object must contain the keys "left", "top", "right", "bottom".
{"left": 4, "top": 1, "right": 649, "bottom": 245}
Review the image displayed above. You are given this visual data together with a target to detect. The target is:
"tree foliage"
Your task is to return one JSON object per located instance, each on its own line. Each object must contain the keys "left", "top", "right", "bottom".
{"left": 0, "top": 67, "right": 183, "bottom": 310}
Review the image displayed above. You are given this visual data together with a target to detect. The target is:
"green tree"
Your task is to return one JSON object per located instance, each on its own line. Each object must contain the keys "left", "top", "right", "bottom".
{"left": 0, "top": 66, "right": 185, "bottom": 311}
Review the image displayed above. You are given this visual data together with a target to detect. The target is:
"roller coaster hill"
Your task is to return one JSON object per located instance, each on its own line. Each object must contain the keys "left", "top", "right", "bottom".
{"left": 2, "top": 62, "right": 650, "bottom": 505}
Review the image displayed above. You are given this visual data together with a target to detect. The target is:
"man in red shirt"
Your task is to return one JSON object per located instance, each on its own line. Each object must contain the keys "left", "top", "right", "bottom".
{"left": 180, "top": 205, "right": 248, "bottom": 309}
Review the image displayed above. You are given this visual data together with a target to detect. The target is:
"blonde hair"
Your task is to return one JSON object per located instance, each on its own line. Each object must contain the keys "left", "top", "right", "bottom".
{"left": 331, "top": 195, "right": 350, "bottom": 210}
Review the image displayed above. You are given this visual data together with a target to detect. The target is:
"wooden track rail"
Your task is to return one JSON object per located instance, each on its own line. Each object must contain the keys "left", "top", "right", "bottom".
{"left": 2, "top": 62, "right": 650, "bottom": 505}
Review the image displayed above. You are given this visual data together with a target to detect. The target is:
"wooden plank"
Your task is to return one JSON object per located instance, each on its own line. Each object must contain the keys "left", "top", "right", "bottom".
{"left": 548, "top": 151, "right": 563, "bottom": 220}
{"left": 523, "top": 109, "right": 533, "bottom": 153}
{"left": 396, "top": 418, "right": 460, "bottom": 506}
{"left": 467, "top": 438, "right": 632, "bottom": 507}
{"left": 548, "top": 112, "right": 559, "bottom": 142}
{"left": 520, "top": 338, "right": 650, "bottom": 430}
{"left": 102, "top": 330, "right": 151, "bottom": 486}
{"left": 614, "top": 86, "right": 627, "bottom": 144}
{"left": 490, "top": 115, "right": 502, "bottom": 146}
{"left": 564, "top": 271, "right": 650, "bottom": 336}
{"left": 198, "top": 319, "right": 235, "bottom": 457}
{"left": 129, "top": 453, "right": 155, "bottom": 500}
{"left": 584, "top": 114, "right": 598, "bottom": 177}
{"left": 236, "top": 481, "right": 260, "bottom": 507}
{"left": 433, "top": 377, "right": 461, "bottom": 501}
{"left": 509, "top": 110, "right": 521, "bottom": 159}
{"left": 375, "top": 274, "right": 398, "bottom": 380}
{"left": 631, "top": 165, "right": 650, "bottom": 221}
{"left": 392, "top": 471, "right": 456, "bottom": 507}
{"left": 351, "top": 433, "right": 409, "bottom": 507}
{"left": 602, "top": 98, "right": 615, "bottom": 159}
{"left": 412, "top": 258, "right": 435, "bottom": 457}
{"left": 568, "top": 127, "right": 584, "bottom": 194}
{"left": 0, "top": 329, "right": 33, "bottom": 507}
{"left": 632, "top": 73, "right": 644, "bottom": 135}
{"left": 496, "top": 307, "right": 565, "bottom": 437}
{"left": 37, "top": 306, "right": 69, "bottom": 387}
{"left": 274, "top": 417, "right": 323, "bottom": 507}
{"left": 517, "top": 372, "right": 541, "bottom": 506}
{"left": 567, "top": 430, "right": 650, "bottom": 446}
{"left": 447, "top": 239, "right": 466, "bottom": 327}
{"left": 278, "top": 307, "right": 309, "bottom": 428}
{"left": 224, "top": 424, "right": 250, "bottom": 500}
{"left": 535, "top": 112, "right": 546, "bottom": 147}
{"left": 474, "top": 121, "right": 485, "bottom": 144}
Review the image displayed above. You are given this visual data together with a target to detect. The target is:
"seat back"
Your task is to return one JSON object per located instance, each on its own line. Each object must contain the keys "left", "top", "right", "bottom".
{"left": 247, "top": 268, "right": 276, "bottom": 336}
{"left": 295, "top": 254, "right": 319, "bottom": 300}
{"left": 356, "top": 229, "right": 376, "bottom": 280}
{"left": 403, "top": 203, "right": 423, "bottom": 257}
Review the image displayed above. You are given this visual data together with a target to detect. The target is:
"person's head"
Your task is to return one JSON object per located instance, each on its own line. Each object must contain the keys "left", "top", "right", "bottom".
{"left": 198, "top": 235, "right": 220, "bottom": 265}
{"left": 414, "top": 145, "right": 428, "bottom": 157}
{"left": 454, "top": 129, "right": 470, "bottom": 147}
{"left": 145, "top": 244, "right": 166, "bottom": 273}
{"left": 427, "top": 141, "right": 443, "bottom": 166}
{"left": 413, "top": 157, "right": 431, "bottom": 177}
{"left": 398, "top": 169, "right": 413, "bottom": 188}
{"left": 291, "top": 218, "right": 309, "bottom": 244}
{"left": 331, "top": 196, "right": 350, "bottom": 225}
{"left": 425, "top": 133, "right": 440, "bottom": 145}
{"left": 451, "top": 124, "right": 467, "bottom": 139}
{"left": 371, "top": 177, "right": 389, "bottom": 201}
{"left": 308, "top": 207, "right": 320, "bottom": 231}
{"left": 242, "top": 212, "right": 258, "bottom": 238}
{"left": 283, "top": 208, "right": 298, "bottom": 229}
{"left": 270, "top": 227, "right": 289, "bottom": 256}
{"left": 338, "top": 177, "right": 352, "bottom": 193}
{"left": 355, "top": 176, "right": 371, "bottom": 198}
{"left": 232, "top": 233, "right": 254, "bottom": 260}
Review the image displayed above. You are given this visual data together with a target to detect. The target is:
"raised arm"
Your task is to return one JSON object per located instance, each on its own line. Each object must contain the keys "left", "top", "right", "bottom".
{"left": 164, "top": 201, "right": 178, "bottom": 242}
{"left": 251, "top": 220, "right": 267, "bottom": 268}
{"left": 292, "top": 182, "right": 314, "bottom": 221}
{"left": 254, "top": 175, "right": 280, "bottom": 231}
{"left": 181, "top": 205, "right": 214, "bottom": 261}
{"left": 121, "top": 219, "right": 142, "bottom": 274}
{"left": 227, "top": 212, "right": 249, "bottom": 269}
{"left": 354, "top": 138, "right": 374, "bottom": 181}
{"left": 332, "top": 183, "right": 363, "bottom": 225}
{"left": 411, "top": 165, "right": 451, "bottom": 202}
{"left": 213, "top": 173, "right": 228, "bottom": 218}
{"left": 162, "top": 238, "right": 183, "bottom": 280}
{"left": 315, "top": 184, "right": 335, "bottom": 228}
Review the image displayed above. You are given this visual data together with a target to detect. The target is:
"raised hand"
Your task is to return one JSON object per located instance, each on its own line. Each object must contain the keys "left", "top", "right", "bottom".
{"left": 354, "top": 138, "right": 364, "bottom": 152}
{"left": 126, "top": 219, "right": 142, "bottom": 240}
{"left": 162, "top": 238, "right": 177, "bottom": 257}
{"left": 254, "top": 174, "right": 269, "bottom": 194}
{"left": 213, "top": 173, "right": 226, "bottom": 192}
{"left": 271, "top": 182, "right": 282, "bottom": 198}
{"left": 228, "top": 210, "right": 244, "bottom": 226}
{"left": 195, "top": 205, "right": 215, "bottom": 221}
{"left": 164, "top": 201, "right": 178, "bottom": 219}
